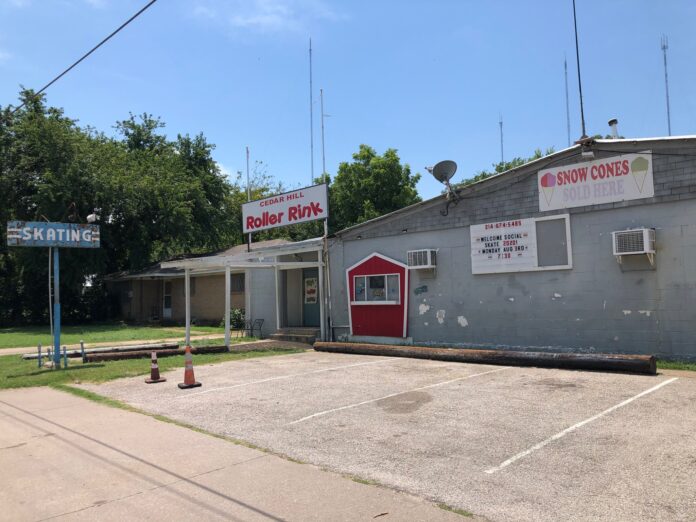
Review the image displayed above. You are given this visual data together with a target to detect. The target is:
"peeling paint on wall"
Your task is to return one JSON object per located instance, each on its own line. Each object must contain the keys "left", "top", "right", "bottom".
{"left": 638, "top": 310, "right": 652, "bottom": 317}
{"left": 418, "top": 303, "right": 430, "bottom": 315}
{"left": 424, "top": 322, "right": 429, "bottom": 326}
{"left": 553, "top": 293, "right": 562, "bottom": 298}
{"left": 508, "top": 297, "right": 515, "bottom": 302}
{"left": 414, "top": 285, "right": 428, "bottom": 295}
{"left": 457, "top": 316, "right": 468, "bottom": 327}
{"left": 622, "top": 310, "right": 632, "bottom": 315}
{"left": 436, "top": 310, "right": 446, "bottom": 324}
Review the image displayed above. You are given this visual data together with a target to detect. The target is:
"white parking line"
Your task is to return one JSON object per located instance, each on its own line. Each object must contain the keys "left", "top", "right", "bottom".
{"left": 485, "top": 377, "right": 679, "bottom": 474}
{"left": 176, "top": 358, "right": 396, "bottom": 398}
{"left": 287, "top": 366, "right": 511, "bottom": 425}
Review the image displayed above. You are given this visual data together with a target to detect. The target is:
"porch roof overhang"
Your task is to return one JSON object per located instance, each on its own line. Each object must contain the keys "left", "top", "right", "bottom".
{"left": 160, "top": 237, "right": 324, "bottom": 271}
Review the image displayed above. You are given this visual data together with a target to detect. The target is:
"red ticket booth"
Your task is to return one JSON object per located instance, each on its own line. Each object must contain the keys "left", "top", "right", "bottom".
{"left": 346, "top": 253, "right": 409, "bottom": 338}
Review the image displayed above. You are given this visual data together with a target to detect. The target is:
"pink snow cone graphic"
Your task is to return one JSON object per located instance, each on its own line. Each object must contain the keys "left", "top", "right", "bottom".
{"left": 540, "top": 172, "right": 556, "bottom": 206}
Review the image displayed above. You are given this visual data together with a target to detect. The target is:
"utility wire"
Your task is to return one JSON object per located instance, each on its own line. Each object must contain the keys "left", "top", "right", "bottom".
{"left": 11, "top": 0, "right": 158, "bottom": 114}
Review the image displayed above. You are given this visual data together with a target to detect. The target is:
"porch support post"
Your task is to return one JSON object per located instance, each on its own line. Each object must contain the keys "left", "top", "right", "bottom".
{"left": 244, "top": 269, "right": 252, "bottom": 323}
{"left": 185, "top": 267, "right": 191, "bottom": 346}
{"left": 274, "top": 266, "right": 280, "bottom": 331}
{"left": 318, "top": 253, "right": 326, "bottom": 342}
{"left": 224, "top": 266, "right": 231, "bottom": 349}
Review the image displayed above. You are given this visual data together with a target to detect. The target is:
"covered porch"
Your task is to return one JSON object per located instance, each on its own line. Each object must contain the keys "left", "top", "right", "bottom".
{"left": 161, "top": 237, "right": 328, "bottom": 347}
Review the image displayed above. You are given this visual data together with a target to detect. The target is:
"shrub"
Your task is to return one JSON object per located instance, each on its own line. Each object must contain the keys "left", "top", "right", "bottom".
{"left": 220, "top": 308, "right": 246, "bottom": 329}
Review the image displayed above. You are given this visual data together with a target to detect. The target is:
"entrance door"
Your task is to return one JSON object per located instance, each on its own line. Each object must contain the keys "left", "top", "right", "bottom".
{"left": 163, "top": 280, "right": 172, "bottom": 319}
{"left": 302, "top": 268, "right": 320, "bottom": 327}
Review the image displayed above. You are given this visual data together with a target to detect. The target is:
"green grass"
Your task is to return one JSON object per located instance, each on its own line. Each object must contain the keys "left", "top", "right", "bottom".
{"left": 0, "top": 347, "right": 303, "bottom": 389}
{"left": 657, "top": 359, "right": 696, "bottom": 372}
{"left": 0, "top": 323, "right": 226, "bottom": 349}
{"left": 436, "top": 503, "right": 474, "bottom": 518}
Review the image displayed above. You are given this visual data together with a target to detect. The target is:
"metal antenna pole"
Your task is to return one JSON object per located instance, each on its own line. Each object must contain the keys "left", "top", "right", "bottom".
{"left": 320, "top": 88, "right": 327, "bottom": 176}
{"left": 498, "top": 114, "right": 504, "bottom": 164}
{"left": 246, "top": 146, "right": 251, "bottom": 252}
{"left": 564, "top": 56, "right": 571, "bottom": 146}
{"left": 309, "top": 38, "right": 315, "bottom": 183}
{"left": 572, "top": 0, "right": 587, "bottom": 138}
{"left": 661, "top": 35, "right": 672, "bottom": 136}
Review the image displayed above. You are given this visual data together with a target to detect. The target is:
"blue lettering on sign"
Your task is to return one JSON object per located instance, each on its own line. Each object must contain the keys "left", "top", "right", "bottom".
{"left": 6, "top": 221, "right": 100, "bottom": 248}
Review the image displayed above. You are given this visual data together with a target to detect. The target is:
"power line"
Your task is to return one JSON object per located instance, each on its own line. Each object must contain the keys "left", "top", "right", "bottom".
{"left": 11, "top": 0, "right": 158, "bottom": 114}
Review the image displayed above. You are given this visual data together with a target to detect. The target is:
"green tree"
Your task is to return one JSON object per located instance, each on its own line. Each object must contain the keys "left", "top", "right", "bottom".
{"left": 459, "top": 147, "right": 556, "bottom": 188}
{"left": 0, "top": 92, "right": 238, "bottom": 325}
{"left": 329, "top": 145, "right": 421, "bottom": 231}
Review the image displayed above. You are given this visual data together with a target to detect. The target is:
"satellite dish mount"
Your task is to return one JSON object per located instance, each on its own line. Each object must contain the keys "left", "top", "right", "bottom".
{"left": 426, "top": 160, "right": 460, "bottom": 216}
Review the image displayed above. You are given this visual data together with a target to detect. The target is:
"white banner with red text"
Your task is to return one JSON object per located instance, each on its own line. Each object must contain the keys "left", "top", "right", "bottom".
{"left": 538, "top": 152, "right": 654, "bottom": 212}
{"left": 242, "top": 183, "right": 328, "bottom": 234}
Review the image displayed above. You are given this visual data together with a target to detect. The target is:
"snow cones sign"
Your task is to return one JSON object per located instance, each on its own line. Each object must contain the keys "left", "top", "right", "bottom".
{"left": 538, "top": 153, "right": 654, "bottom": 211}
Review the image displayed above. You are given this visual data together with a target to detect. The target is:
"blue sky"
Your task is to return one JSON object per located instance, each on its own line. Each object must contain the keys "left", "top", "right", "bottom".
{"left": 1, "top": 0, "right": 694, "bottom": 199}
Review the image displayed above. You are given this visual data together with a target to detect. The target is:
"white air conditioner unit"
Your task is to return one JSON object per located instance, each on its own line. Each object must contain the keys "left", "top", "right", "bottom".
{"left": 612, "top": 228, "right": 655, "bottom": 266}
{"left": 407, "top": 249, "right": 437, "bottom": 269}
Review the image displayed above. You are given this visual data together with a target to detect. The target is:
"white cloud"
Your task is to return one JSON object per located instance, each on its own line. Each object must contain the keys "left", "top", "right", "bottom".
{"left": 84, "top": 0, "right": 108, "bottom": 8}
{"left": 192, "top": 0, "right": 343, "bottom": 33}
{"left": 0, "top": 49, "right": 11, "bottom": 63}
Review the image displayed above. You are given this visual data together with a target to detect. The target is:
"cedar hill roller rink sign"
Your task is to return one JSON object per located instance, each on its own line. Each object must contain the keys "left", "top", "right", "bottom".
{"left": 242, "top": 183, "right": 328, "bottom": 233}
{"left": 538, "top": 152, "right": 654, "bottom": 212}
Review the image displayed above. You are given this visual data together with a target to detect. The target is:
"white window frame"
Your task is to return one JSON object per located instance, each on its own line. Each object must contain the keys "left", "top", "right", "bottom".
{"left": 351, "top": 273, "right": 401, "bottom": 305}
{"left": 530, "top": 214, "right": 573, "bottom": 272}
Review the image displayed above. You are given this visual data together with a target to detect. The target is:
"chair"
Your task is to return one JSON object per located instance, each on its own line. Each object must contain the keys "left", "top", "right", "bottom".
{"left": 245, "top": 319, "right": 264, "bottom": 338}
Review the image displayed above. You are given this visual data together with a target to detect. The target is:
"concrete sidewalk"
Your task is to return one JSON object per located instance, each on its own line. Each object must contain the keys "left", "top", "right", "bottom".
{"left": 0, "top": 387, "right": 465, "bottom": 521}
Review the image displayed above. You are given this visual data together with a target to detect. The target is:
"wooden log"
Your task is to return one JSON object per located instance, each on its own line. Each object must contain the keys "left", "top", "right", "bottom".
{"left": 23, "top": 342, "right": 179, "bottom": 360}
{"left": 313, "top": 342, "right": 656, "bottom": 375}
{"left": 85, "top": 345, "right": 229, "bottom": 362}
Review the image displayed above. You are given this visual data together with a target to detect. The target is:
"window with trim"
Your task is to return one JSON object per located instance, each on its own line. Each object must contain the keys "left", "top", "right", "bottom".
{"left": 353, "top": 274, "right": 400, "bottom": 304}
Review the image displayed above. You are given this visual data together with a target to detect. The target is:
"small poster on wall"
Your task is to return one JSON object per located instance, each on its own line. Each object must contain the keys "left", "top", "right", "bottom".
{"left": 304, "top": 277, "right": 318, "bottom": 304}
{"left": 470, "top": 219, "right": 537, "bottom": 274}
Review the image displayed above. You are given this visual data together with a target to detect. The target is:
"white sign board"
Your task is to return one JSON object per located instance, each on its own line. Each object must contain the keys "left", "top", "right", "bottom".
{"left": 538, "top": 152, "right": 654, "bottom": 212}
{"left": 470, "top": 219, "right": 537, "bottom": 274}
{"left": 242, "top": 183, "right": 328, "bottom": 234}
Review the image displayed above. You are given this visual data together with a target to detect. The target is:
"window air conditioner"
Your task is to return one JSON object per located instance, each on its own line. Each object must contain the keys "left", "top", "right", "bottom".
{"left": 407, "top": 249, "right": 437, "bottom": 269}
{"left": 612, "top": 228, "right": 655, "bottom": 266}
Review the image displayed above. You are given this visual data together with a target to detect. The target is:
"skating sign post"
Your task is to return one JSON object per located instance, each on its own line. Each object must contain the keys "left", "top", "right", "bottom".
{"left": 6, "top": 221, "right": 100, "bottom": 368}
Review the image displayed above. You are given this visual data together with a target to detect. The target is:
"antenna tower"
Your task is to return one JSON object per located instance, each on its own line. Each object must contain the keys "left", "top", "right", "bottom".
{"left": 498, "top": 114, "right": 504, "bottom": 164}
{"left": 661, "top": 35, "right": 672, "bottom": 136}
{"left": 564, "top": 56, "right": 571, "bottom": 146}
{"left": 309, "top": 38, "right": 315, "bottom": 183}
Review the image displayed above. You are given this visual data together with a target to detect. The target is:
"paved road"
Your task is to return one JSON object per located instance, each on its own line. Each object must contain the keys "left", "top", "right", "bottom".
{"left": 85, "top": 351, "right": 696, "bottom": 521}
{"left": 0, "top": 387, "right": 464, "bottom": 521}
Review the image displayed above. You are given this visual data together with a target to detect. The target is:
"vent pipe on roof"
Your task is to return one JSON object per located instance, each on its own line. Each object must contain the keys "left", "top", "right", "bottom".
{"left": 608, "top": 118, "right": 619, "bottom": 138}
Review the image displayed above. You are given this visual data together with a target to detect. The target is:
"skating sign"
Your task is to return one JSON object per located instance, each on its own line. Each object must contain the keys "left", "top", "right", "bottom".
{"left": 537, "top": 152, "right": 654, "bottom": 212}
{"left": 243, "top": 183, "right": 328, "bottom": 233}
{"left": 6, "top": 221, "right": 100, "bottom": 248}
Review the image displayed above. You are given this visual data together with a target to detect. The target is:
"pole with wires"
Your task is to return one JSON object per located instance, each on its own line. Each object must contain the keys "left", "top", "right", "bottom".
{"left": 11, "top": 0, "right": 159, "bottom": 114}
{"left": 572, "top": 0, "right": 587, "bottom": 139}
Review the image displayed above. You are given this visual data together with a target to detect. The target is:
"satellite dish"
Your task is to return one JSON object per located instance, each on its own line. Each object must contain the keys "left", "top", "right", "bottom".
{"left": 430, "top": 160, "right": 457, "bottom": 184}
{"left": 426, "top": 160, "right": 460, "bottom": 216}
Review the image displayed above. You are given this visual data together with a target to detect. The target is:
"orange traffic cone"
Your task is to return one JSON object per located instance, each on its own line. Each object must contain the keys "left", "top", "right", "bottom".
{"left": 145, "top": 351, "right": 166, "bottom": 384}
{"left": 178, "top": 345, "right": 201, "bottom": 389}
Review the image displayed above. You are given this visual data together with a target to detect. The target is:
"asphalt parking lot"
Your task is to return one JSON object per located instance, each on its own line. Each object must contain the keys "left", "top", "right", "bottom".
{"left": 84, "top": 351, "right": 696, "bottom": 521}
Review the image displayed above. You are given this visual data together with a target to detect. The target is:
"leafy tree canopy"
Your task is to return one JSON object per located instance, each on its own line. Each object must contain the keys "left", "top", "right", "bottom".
{"left": 328, "top": 145, "right": 421, "bottom": 231}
